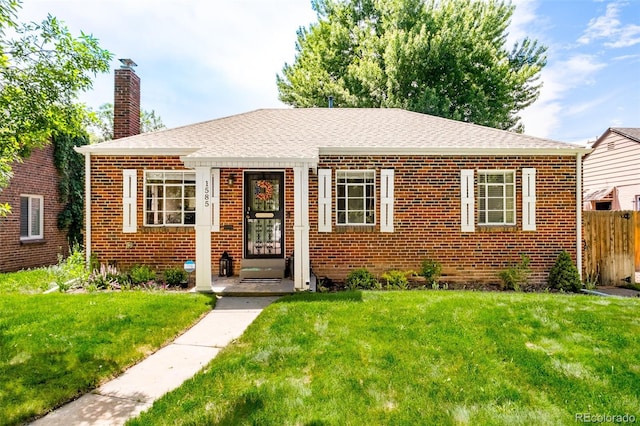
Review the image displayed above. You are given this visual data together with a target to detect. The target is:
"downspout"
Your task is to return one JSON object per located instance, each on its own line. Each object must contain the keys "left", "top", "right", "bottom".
{"left": 576, "top": 153, "right": 583, "bottom": 280}
{"left": 84, "top": 152, "right": 92, "bottom": 266}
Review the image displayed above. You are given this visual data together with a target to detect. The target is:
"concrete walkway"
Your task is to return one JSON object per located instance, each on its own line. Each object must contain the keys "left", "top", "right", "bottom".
{"left": 30, "top": 296, "right": 279, "bottom": 426}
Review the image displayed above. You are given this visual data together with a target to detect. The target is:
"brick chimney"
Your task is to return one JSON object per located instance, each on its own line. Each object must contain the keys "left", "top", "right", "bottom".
{"left": 113, "top": 59, "right": 140, "bottom": 139}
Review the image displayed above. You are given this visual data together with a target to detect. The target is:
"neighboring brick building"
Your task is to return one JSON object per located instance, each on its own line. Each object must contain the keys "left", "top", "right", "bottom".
{"left": 77, "top": 108, "right": 591, "bottom": 292}
{"left": 0, "top": 145, "right": 69, "bottom": 272}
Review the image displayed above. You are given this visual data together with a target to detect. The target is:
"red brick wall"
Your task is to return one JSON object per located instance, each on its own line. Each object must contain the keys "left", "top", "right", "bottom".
{"left": 90, "top": 155, "right": 579, "bottom": 287}
{"left": 0, "top": 145, "right": 69, "bottom": 272}
{"left": 310, "top": 155, "right": 579, "bottom": 287}
{"left": 89, "top": 159, "right": 295, "bottom": 276}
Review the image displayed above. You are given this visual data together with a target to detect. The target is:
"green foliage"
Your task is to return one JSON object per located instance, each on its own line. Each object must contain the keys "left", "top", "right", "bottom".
{"left": 499, "top": 254, "right": 531, "bottom": 291}
{"left": 345, "top": 268, "right": 380, "bottom": 290}
{"left": 277, "top": 0, "right": 546, "bottom": 132}
{"left": 52, "top": 132, "right": 88, "bottom": 246}
{"left": 90, "top": 102, "right": 166, "bottom": 142}
{"left": 0, "top": 1, "right": 112, "bottom": 213}
{"left": 164, "top": 267, "right": 189, "bottom": 287}
{"left": 381, "top": 269, "right": 409, "bottom": 290}
{"left": 129, "top": 264, "right": 156, "bottom": 285}
{"left": 420, "top": 258, "right": 442, "bottom": 286}
{"left": 547, "top": 250, "right": 581, "bottom": 292}
{"left": 54, "top": 244, "right": 88, "bottom": 292}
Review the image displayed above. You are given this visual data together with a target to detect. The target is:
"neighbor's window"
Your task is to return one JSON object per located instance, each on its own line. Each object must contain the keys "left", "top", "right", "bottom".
{"left": 336, "top": 170, "right": 375, "bottom": 225}
{"left": 478, "top": 171, "right": 515, "bottom": 225}
{"left": 20, "top": 195, "right": 43, "bottom": 240}
{"left": 144, "top": 171, "right": 196, "bottom": 226}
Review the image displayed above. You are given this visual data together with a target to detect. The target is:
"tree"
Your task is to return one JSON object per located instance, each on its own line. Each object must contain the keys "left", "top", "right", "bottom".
{"left": 0, "top": 0, "right": 112, "bottom": 214}
{"left": 91, "top": 103, "right": 166, "bottom": 142}
{"left": 277, "top": 0, "right": 546, "bottom": 133}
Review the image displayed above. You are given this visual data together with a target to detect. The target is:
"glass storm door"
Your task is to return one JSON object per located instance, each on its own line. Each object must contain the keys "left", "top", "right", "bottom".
{"left": 244, "top": 172, "right": 284, "bottom": 259}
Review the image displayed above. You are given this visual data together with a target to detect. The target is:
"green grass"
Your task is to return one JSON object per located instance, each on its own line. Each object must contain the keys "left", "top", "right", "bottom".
{"left": 0, "top": 268, "right": 57, "bottom": 294}
{"left": 129, "top": 291, "right": 640, "bottom": 426}
{"left": 0, "top": 291, "right": 214, "bottom": 425}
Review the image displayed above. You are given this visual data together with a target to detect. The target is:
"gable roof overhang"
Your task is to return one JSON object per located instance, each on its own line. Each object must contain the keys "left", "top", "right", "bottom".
{"left": 587, "top": 127, "right": 640, "bottom": 154}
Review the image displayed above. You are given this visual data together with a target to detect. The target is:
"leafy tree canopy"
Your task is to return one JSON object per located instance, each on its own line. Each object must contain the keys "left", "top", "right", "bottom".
{"left": 0, "top": 0, "right": 112, "bottom": 214}
{"left": 90, "top": 103, "right": 166, "bottom": 143}
{"left": 277, "top": 0, "right": 547, "bottom": 133}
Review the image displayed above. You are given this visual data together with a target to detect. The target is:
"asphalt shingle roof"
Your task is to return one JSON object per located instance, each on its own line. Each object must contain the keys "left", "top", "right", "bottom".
{"left": 80, "top": 108, "right": 589, "bottom": 160}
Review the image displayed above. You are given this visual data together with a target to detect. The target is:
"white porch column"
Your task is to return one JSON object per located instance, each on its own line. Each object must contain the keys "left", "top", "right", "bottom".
{"left": 195, "top": 166, "right": 213, "bottom": 292}
{"left": 293, "top": 165, "right": 310, "bottom": 290}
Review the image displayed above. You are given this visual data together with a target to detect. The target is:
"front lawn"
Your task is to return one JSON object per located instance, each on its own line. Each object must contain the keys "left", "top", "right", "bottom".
{"left": 130, "top": 291, "right": 640, "bottom": 425}
{"left": 0, "top": 291, "right": 214, "bottom": 425}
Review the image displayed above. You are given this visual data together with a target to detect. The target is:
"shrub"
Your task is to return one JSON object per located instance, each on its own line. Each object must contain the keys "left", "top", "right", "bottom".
{"left": 86, "top": 264, "right": 121, "bottom": 290}
{"left": 381, "top": 270, "right": 409, "bottom": 290}
{"left": 130, "top": 264, "right": 156, "bottom": 285}
{"left": 345, "top": 268, "right": 380, "bottom": 291}
{"left": 164, "top": 267, "right": 188, "bottom": 287}
{"left": 548, "top": 250, "right": 581, "bottom": 292}
{"left": 420, "top": 259, "right": 442, "bottom": 286}
{"left": 54, "top": 244, "right": 88, "bottom": 292}
{"left": 499, "top": 254, "right": 531, "bottom": 291}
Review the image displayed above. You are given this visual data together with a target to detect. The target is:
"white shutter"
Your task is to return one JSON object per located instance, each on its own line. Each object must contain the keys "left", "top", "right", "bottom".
{"left": 380, "top": 169, "right": 394, "bottom": 232}
{"left": 460, "top": 169, "right": 475, "bottom": 232}
{"left": 317, "top": 169, "right": 332, "bottom": 232}
{"left": 122, "top": 169, "right": 137, "bottom": 233}
{"left": 211, "top": 169, "right": 220, "bottom": 232}
{"left": 522, "top": 168, "right": 536, "bottom": 231}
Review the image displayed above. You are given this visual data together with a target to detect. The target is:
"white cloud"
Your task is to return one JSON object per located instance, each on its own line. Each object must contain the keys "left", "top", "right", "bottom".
{"left": 519, "top": 54, "right": 606, "bottom": 138}
{"left": 578, "top": 1, "right": 640, "bottom": 47}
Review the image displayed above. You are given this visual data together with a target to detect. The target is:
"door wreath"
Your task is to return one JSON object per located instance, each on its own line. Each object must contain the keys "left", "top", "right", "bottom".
{"left": 255, "top": 180, "right": 274, "bottom": 201}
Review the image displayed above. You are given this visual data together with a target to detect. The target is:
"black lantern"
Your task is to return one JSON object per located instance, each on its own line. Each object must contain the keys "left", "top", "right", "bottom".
{"left": 219, "top": 251, "right": 233, "bottom": 277}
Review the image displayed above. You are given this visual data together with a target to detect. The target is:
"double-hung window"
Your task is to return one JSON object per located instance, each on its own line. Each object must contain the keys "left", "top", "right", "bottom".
{"left": 336, "top": 170, "right": 375, "bottom": 225}
{"left": 20, "top": 195, "right": 43, "bottom": 240}
{"left": 144, "top": 171, "right": 196, "bottom": 226}
{"left": 478, "top": 170, "right": 515, "bottom": 225}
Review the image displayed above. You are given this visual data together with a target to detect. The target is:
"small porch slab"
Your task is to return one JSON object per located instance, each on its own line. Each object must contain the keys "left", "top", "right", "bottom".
{"left": 211, "top": 276, "right": 295, "bottom": 296}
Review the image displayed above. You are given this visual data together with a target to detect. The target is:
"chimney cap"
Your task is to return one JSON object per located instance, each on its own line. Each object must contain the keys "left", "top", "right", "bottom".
{"left": 119, "top": 58, "right": 137, "bottom": 69}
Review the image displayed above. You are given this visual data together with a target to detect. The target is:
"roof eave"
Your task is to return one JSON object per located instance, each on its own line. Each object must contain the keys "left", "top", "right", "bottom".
{"left": 181, "top": 156, "right": 319, "bottom": 169}
{"left": 74, "top": 147, "right": 201, "bottom": 156}
{"left": 318, "top": 147, "right": 593, "bottom": 156}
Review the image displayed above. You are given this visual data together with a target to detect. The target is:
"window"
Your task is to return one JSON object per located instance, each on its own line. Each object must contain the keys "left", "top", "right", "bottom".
{"left": 20, "top": 195, "right": 43, "bottom": 240}
{"left": 144, "top": 171, "right": 196, "bottom": 226}
{"left": 478, "top": 171, "right": 515, "bottom": 225}
{"left": 336, "top": 170, "right": 375, "bottom": 225}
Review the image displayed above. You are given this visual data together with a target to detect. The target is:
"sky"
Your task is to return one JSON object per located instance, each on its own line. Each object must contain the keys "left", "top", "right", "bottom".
{"left": 18, "top": 0, "right": 640, "bottom": 145}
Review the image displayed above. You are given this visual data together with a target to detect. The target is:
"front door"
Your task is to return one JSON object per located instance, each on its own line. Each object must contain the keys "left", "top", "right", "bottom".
{"left": 244, "top": 171, "right": 284, "bottom": 259}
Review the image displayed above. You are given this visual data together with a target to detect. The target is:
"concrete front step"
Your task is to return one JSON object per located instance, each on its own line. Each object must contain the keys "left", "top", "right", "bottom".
{"left": 239, "top": 258, "right": 286, "bottom": 279}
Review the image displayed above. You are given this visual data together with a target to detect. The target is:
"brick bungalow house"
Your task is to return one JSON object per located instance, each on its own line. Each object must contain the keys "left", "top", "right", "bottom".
{"left": 0, "top": 145, "right": 69, "bottom": 272}
{"left": 77, "top": 71, "right": 591, "bottom": 291}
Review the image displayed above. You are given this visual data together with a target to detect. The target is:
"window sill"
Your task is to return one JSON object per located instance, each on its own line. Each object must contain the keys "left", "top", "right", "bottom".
{"left": 20, "top": 238, "right": 45, "bottom": 245}
{"left": 477, "top": 225, "right": 518, "bottom": 232}
{"left": 334, "top": 225, "right": 377, "bottom": 233}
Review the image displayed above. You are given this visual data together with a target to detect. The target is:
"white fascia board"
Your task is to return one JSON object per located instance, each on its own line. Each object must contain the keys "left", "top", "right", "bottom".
{"left": 318, "top": 147, "right": 593, "bottom": 156}
{"left": 74, "top": 146, "right": 200, "bottom": 156}
{"left": 181, "top": 156, "right": 319, "bottom": 169}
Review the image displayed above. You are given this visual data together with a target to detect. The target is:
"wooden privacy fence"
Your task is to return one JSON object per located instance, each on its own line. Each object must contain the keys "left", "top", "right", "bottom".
{"left": 583, "top": 211, "right": 640, "bottom": 285}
